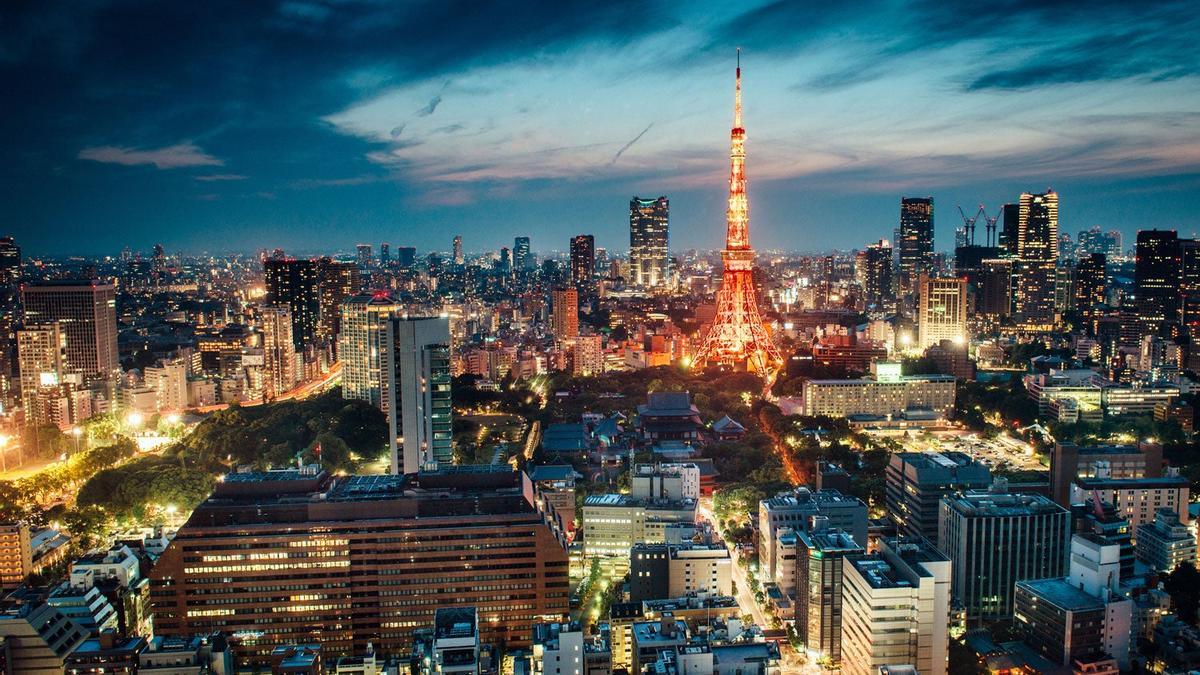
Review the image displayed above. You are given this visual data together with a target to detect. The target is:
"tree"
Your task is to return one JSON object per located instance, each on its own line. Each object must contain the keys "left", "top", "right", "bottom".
{"left": 1164, "top": 563, "right": 1200, "bottom": 625}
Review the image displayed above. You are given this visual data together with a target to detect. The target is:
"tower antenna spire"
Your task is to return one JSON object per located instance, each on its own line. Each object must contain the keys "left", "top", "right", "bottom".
{"left": 734, "top": 48, "right": 742, "bottom": 129}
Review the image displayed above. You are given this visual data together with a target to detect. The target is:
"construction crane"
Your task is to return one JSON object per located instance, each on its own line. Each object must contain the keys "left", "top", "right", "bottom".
{"left": 956, "top": 204, "right": 987, "bottom": 247}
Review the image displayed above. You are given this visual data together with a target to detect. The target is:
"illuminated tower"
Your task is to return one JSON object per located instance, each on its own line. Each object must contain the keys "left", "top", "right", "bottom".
{"left": 696, "top": 52, "right": 781, "bottom": 372}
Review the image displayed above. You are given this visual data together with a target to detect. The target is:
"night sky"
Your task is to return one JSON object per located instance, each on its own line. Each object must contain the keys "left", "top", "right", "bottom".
{"left": 3, "top": 0, "right": 1199, "bottom": 256}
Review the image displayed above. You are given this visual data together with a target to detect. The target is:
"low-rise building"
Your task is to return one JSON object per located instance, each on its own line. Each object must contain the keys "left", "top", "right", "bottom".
{"left": 1135, "top": 507, "right": 1198, "bottom": 573}
{"left": 581, "top": 495, "right": 696, "bottom": 571}
{"left": 800, "top": 363, "right": 955, "bottom": 419}
{"left": 1070, "top": 467, "right": 1189, "bottom": 535}
{"left": 758, "top": 489, "right": 868, "bottom": 581}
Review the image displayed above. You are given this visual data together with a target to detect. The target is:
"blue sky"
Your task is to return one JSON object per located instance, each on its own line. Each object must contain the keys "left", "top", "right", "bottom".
{"left": 2, "top": 0, "right": 1199, "bottom": 256}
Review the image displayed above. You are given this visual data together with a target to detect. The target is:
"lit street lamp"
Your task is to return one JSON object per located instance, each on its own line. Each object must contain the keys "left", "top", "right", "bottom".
{"left": 0, "top": 434, "right": 8, "bottom": 473}
{"left": 70, "top": 427, "right": 84, "bottom": 457}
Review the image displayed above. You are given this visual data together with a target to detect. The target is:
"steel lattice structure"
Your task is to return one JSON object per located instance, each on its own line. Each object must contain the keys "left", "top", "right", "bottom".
{"left": 696, "top": 52, "right": 782, "bottom": 373}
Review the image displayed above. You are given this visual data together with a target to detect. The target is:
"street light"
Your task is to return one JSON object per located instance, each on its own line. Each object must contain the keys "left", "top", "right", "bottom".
{"left": 69, "top": 427, "right": 83, "bottom": 457}
{"left": 125, "top": 412, "right": 144, "bottom": 429}
{"left": 0, "top": 434, "right": 8, "bottom": 473}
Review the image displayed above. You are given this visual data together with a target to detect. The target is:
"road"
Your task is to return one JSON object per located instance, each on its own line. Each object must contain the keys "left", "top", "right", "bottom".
{"left": 192, "top": 362, "right": 343, "bottom": 413}
{"left": 757, "top": 405, "right": 807, "bottom": 485}
{"left": 698, "top": 498, "right": 771, "bottom": 628}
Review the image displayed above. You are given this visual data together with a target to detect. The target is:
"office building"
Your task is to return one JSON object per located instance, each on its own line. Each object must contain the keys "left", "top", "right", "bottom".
{"left": 264, "top": 258, "right": 320, "bottom": 349}
{"left": 0, "top": 600, "right": 90, "bottom": 674}
{"left": 379, "top": 243, "right": 390, "bottom": 267}
{"left": 570, "top": 234, "right": 595, "bottom": 288}
{"left": 898, "top": 197, "right": 934, "bottom": 299}
{"left": 840, "top": 538, "right": 950, "bottom": 675}
{"left": 800, "top": 363, "right": 956, "bottom": 420}
{"left": 630, "top": 463, "right": 701, "bottom": 501}
{"left": 1135, "top": 507, "right": 1197, "bottom": 573}
{"left": 1136, "top": 229, "right": 1182, "bottom": 335}
{"left": 551, "top": 287, "right": 579, "bottom": 341}
{"left": 862, "top": 239, "right": 894, "bottom": 312}
{"left": 885, "top": 452, "right": 991, "bottom": 546}
{"left": 1073, "top": 253, "right": 1107, "bottom": 323}
{"left": 16, "top": 324, "right": 67, "bottom": 428}
{"left": 630, "top": 544, "right": 670, "bottom": 602}
{"left": 339, "top": 292, "right": 402, "bottom": 409}
{"left": 999, "top": 203, "right": 1020, "bottom": 257}
{"left": 1013, "top": 534, "right": 1132, "bottom": 670}
{"left": 316, "top": 257, "right": 359, "bottom": 346}
{"left": 667, "top": 543, "right": 732, "bottom": 599}
{"left": 356, "top": 244, "right": 372, "bottom": 268}
{"left": 388, "top": 316, "right": 453, "bottom": 474}
{"left": 1071, "top": 469, "right": 1189, "bottom": 534}
{"left": 411, "top": 607, "right": 480, "bottom": 675}
{"left": 1014, "top": 191, "right": 1059, "bottom": 327}
{"left": 758, "top": 489, "right": 868, "bottom": 580}
{"left": 0, "top": 236, "right": 19, "bottom": 398}
{"left": 21, "top": 280, "right": 118, "bottom": 382}
{"left": 938, "top": 486, "right": 1071, "bottom": 624}
{"left": 581, "top": 494, "right": 696, "bottom": 571}
{"left": 978, "top": 258, "right": 1014, "bottom": 318}
{"left": 1179, "top": 239, "right": 1200, "bottom": 331}
{"left": 1074, "top": 497, "right": 1135, "bottom": 583}
{"left": 513, "top": 237, "right": 532, "bottom": 272}
{"left": 797, "top": 527, "right": 863, "bottom": 664}
{"left": 630, "top": 196, "right": 669, "bottom": 288}
{"left": 916, "top": 274, "right": 967, "bottom": 349}
{"left": 1050, "top": 441, "right": 1162, "bottom": 506}
{"left": 149, "top": 468, "right": 569, "bottom": 667}
{"left": 452, "top": 235, "right": 464, "bottom": 265}
{"left": 260, "top": 305, "right": 296, "bottom": 399}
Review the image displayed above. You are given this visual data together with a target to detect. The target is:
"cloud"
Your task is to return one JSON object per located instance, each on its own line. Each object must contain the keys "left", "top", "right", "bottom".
{"left": 78, "top": 142, "right": 222, "bottom": 169}
{"left": 610, "top": 123, "right": 654, "bottom": 165}
{"left": 416, "top": 93, "right": 442, "bottom": 117}
{"left": 194, "top": 173, "right": 247, "bottom": 181}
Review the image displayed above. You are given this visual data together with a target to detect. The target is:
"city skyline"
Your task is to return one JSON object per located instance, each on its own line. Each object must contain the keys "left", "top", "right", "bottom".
{"left": 3, "top": 1, "right": 1199, "bottom": 255}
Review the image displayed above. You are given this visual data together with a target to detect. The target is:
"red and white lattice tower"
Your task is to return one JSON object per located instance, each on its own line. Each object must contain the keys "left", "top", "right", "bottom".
{"left": 696, "top": 51, "right": 782, "bottom": 373}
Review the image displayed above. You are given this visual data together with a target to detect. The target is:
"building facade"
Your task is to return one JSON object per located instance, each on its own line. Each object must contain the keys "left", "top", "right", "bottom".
{"left": 630, "top": 196, "right": 670, "bottom": 288}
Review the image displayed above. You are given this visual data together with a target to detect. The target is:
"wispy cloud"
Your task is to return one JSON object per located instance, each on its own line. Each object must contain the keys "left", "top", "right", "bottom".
{"left": 611, "top": 123, "right": 654, "bottom": 165}
{"left": 194, "top": 173, "right": 247, "bottom": 181}
{"left": 78, "top": 142, "right": 222, "bottom": 169}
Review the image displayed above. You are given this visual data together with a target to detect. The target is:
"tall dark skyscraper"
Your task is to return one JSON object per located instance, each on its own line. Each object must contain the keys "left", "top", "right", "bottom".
{"left": 21, "top": 280, "right": 119, "bottom": 382}
{"left": 379, "top": 243, "right": 390, "bottom": 267}
{"left": 397, "top": 246, "right": 417, "bottom": 269}
{"left": 1014, "top": 191, "right": 1059, "bottom": 327}
{"left": 316, "top": 257, "right": 359, "bottom": 347}
{"left": 999, "top": 203, "right": 1020, "bottom": 257}
{"left": 1135, "top": 229, "right": 1182, "bottom": 336}
{"left": 0, "top": 236, "right": 20, "bottom": 397}
{"left": 629, "top": 196, "right": 669, "bottom": 287}
{"left": 1073, "top": 253, "right": 1106, "bottom": 325}
{"left": 862, "top": 239, "right": 893, "bottom": 311}
{"left": 513, "top": 237, "right": 532, "bottom": 272}
{"left": 452, "top": 235, "right": 464, "bottom": 265}
{"left": 1180, "top": 239, "right": 1200, "bottom": 332}
{"left": 264, "top": 258, "right": 319, "bottom": 350}
{"left": 570, "top": 234, "right": 595, "bottom": 288}
{"left": 898, "top": 197, "right": 934, "bottom": 299}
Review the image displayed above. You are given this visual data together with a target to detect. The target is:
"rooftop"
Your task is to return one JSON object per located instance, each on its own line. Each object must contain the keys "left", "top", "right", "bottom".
{"left": 1016, "top": 578, "right": 1106, "bottom": 612}
{"left": 944, "top": 490, "right": 1069, "bottom": 518}
{"left": 583, "top": 493, "right": 697, "bottom": 510}
{"left": 762, "top": 487, "right": 865, "bottom": 512}
{"left": 434, "top": 607, "right": 477, "bottom": 639}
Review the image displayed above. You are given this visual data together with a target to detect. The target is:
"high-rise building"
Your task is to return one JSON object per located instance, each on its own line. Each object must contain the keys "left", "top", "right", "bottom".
{"left": 862, "top": 239, "right": 893, "bottom": 312}
{"left": 453, "top": 235, "right": 464, "bottom": 265}
{"left": 17, "top": 324, "right": 66, "bottom": 427}
{"left": 1073, "top": 253, "right": 1107, "bottom": 324}
{"left": 898, "top": 197, "right": 934, "bottom": 299}
{"left": 938, "top": 486, "right": 1071, "bottom": 624}
{"left": 21, "top": 280, "right": 118, "bottom": 383}
{"left": 551, "top": 287, "right": 579, "bottom": 341}
{"left": 498, "top": 247, "right": 512, "bottom": 275}
{"left": 263, "top": 259, "right": 319, "bottom": 349}
{"left": 260, "top": 305, "right": 296, "bottom": 399}
{"left": 796, "top": 527, "right": 862, "bottom": 664}
{"left": 840, "top": 537, "right": 950, "bottom": 675}
{"left": 356, "top": 244, "right": 372, "bottom": 268}
{"left": 379, "top": 243, "right": 391, "bottom": 267}
{"left": 978, "top": 258, "right": 1014, "bottom": 318}
{"left": 916, "top": 274, "right": 967, "bottom": 349}
{"left": 1179, "top": 239, "right": 1200, "bottom": 332}
{"left": 570, "top": 235, "right": 595, "bottom": 288}
{"left": 999, "top": 203, "right": 1020, "bottom": 257}
{"left": 885, "top": 452, "right": 991, "bottom": 547}
{"left": 696, "top": 55, "right": 780, "bottom": 372}
{"left": 758, "top": 489, "right": 869, "bottom": 581}
{"left": 397, "top": 246, "right": 417, "bottom": 269}
{"left": 629, "top": 196, "right": 669, "bottom": 287}
{"left": 1049, "top": 441, "right": 1162, "bottom": 507}
{"left": 338, "top": 292, "right": 401, "bottom": 409}
{"left": 388, "top": 316, "right": 452, "bottom": 474}
{"left": 316, "top": 258, "right": 359, "bottom": 347}
{"left": 513, "top": 237, "right": 533, "bottom": 272}
{"left": 1135, "top": 229, "right": 1182, "bottom": 336}
{"left": 149, "top": 468, "right": 570, "bottom": 668}
{"left": 1014, "top": 191, "right": 1059, "bottom": 327}
{"left": 0, "top": 236, "right": 20, "bottom": 399}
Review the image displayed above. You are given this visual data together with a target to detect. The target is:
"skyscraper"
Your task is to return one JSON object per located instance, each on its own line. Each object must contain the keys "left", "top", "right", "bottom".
{"left": 629, "top": 196, "right": 669, "bottom": 287}
{"left": 388, "top": 316, "right": 452, "bottom": 474}
{"left": 356, "top": 244, "right": 372, "bottom": 268}
{"left": 316, "top": 257, "right": 359, "bottom": 347}
{"left": 1135, "top": 229, "right": 1181, "bottom": 336}
{"left": 1014, "top": 190, "right": 1059, "bottom": 327}
{"left": 379, "top": 243, "right": 390, "bottom": 267}
{"left": 0, "top": 236, "right": 20, "bottom": 400}
{"left": 397, "top": 246, "right": 417, "bottom": 269}
{"left": 1180, "top": 239, "right": 1200, "bottom": 332}
{"left": 898, "top": 197, "right": 934, "bottom": 299}
{"left": 862, "top": 239, "right": 893, "bottom": 312}
{"left": 263, "top": 258, "right": 320, "bottom": 350}
{"left": 1073, "top": 253, "right": 1106, "bottom": 325}
{"left": 453, "top": 235, "right": 464, "bottom": 265}
{"left": 917, "top": 274, "right": 967, "bottom": 349}
{"left": 513, "top": 237, "right": 532, "bottom": 272}
{"left": 339, "top": 292, "right": 401, "bottom": 409}
{"left": 21, "top": 280, "right": 118, "bottom": 382}
{"left": 17, "top": 324, "right": 66, "bottom": 427}
{"left": 551, "top": 287, "right": 579, "bottom": 341}
{"left": 260, "top": 305, "right": 296, "bottom": 399}
{"left": 999, "top": 203, "right": 1020, "bottom": 257}
{"left": 796, "top": 527, "right": 862, "bottom": 665}
{"left": 570, "top": 235, "right": 595, "bottom": 288}
{"left": 695, "top": 53, "right": 781, "bottom": 372}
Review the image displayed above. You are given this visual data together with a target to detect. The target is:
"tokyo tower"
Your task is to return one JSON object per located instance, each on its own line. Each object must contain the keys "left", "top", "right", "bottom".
{"left": 696, "top": 51, "right": 781, "bottom": 372}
